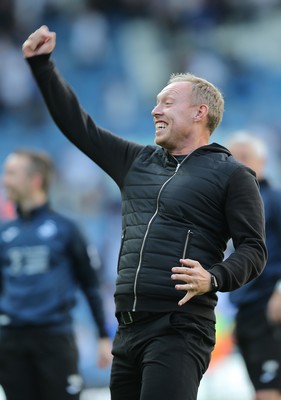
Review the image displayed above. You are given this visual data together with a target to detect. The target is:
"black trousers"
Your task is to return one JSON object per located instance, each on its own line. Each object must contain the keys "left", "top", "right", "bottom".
{"left": 110, "top": 312, "right": 215, "bottom": 400}
{"left": 236, "top": 308, "right": 281, "bottom": 391}
{"left": 0, "top": 329, "right": 82, "bottom": 400}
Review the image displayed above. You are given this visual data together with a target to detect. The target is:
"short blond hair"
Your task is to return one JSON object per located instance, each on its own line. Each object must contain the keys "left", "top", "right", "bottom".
{"left": 13, "top": 149, "right": 54, "bottom": 192}
{"left": 168, "top": 73, "right": 224, "bottom": 134}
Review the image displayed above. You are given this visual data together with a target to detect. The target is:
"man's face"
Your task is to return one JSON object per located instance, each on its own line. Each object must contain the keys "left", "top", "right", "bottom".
{"left": 151, "top": 81, "right": 198, "bottom": 153}
{"left": 229, "top": 142, "right": 264, "bottom": 179}
{"left": 2, "top": 154, "right": 33, "bottom": 204}
{"left": 230, "top": 143, "right": 260, "bottom": 171}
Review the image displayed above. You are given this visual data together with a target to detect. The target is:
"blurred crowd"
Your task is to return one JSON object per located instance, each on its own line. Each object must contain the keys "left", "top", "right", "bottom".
{"left": 1, "top": 0, "right": 281, "bottom": 172}
{"left": 1, "top": 0, "right": 281, "bottom": 391}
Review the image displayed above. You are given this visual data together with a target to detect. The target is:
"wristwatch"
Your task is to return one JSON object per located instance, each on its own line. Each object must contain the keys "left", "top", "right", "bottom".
{"left": 210, "top": 274, "right": 219, "bottom": 292}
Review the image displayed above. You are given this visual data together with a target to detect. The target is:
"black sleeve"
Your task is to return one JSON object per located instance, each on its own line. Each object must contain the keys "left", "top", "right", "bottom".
{"left": 209, "top": 167, "right": 267, "bottom": 292}
{"left": 68, "top": 224, "right": 109, "bottom": 338}
{"left": 26, "top": 55, "right": 144, "bottom": 188}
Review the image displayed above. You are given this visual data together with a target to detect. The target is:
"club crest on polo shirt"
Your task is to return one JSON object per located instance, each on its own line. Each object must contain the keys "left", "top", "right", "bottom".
{"left": 37, "top": 220, "right": 58, "bottom": 238}
{"left": 1, "top": 226, "right": 20, "bottom": 242}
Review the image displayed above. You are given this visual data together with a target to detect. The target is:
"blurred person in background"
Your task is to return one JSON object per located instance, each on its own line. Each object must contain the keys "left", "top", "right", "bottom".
{"left": 22, "top": 26, "right": 267, "bottom": 400}
{"left": 0, "top": 149, "right": 112, "bottom": 400}
{"left": 228, "top": 131, "right": 281, "bottom": 400}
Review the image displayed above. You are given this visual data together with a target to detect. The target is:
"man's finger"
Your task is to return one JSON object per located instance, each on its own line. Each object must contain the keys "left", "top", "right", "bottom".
{"left": 178, "top": 292, "right": 191, "bottom": 306}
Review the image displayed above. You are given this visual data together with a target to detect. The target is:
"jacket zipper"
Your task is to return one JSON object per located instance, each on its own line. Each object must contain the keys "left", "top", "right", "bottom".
{"left": 132, "top": 155, "right": 190, "bottom": 311}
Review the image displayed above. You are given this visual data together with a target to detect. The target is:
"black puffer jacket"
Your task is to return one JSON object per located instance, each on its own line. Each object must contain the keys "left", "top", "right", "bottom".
{"left": 27, "top": 55, "right": 267, "bottom": 322}
{"left": 116, "top": 144, "right": 266, "bottom": 320}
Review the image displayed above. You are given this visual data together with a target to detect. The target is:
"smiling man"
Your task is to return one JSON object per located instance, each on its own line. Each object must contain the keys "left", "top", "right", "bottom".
{"left": 21, "top": 25, "right": 267, "bottom": 400}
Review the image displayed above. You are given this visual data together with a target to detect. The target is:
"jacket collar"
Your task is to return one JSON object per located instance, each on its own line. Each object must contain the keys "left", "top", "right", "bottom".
{"left": 17, "top": 202, "right": 50, "bottom": 220}
{"left": 162, "top": 142, "right": 231, "bottom": 166}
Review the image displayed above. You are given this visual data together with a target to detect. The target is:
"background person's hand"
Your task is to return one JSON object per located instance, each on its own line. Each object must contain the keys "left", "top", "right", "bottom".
{"left": 97, "top": 337, "right": 113, "bottom": 369}
{"left": 22, "top": 25, "right": 56, "bottom": 58}
{"left": 171, "top": 258, "right": 212, "bottom": 306}
{"left": 267, "top": 290, "right": 281, "bottom": 323}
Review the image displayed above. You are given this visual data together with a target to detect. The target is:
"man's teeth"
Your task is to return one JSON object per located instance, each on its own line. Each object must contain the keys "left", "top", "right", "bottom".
{"left": 156, "top": 123, "right": 167, "bottom": 129}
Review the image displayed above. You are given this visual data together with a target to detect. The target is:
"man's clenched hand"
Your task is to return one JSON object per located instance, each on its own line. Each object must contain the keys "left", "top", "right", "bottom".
{"left": 22, "top": 25, "right": 56, "bottom": 58}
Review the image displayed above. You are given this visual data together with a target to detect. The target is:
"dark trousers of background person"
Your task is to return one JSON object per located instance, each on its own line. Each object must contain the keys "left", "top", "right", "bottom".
{"left": 0, "top": 328, "right": 82, "bottom": 400}
{"left": 236, "top": 308, "right": 281, "bottom": 392}
{"left": 110, "top": 311, "right": 215, "bottom": 400}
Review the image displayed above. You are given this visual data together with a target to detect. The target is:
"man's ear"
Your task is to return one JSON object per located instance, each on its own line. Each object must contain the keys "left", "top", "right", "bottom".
{"left": 193, "top": 104, "right": 209, "bottom": 121}
{"left": 32, "top": 173, "right": 44, "bottom": 190}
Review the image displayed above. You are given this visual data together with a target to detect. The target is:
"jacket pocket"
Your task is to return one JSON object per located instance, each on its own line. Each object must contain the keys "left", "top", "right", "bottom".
{"left": 117, "top": 228, "right": 126, "bottom": 273}
{"left": 181, "top": 229, "right": 193, "bottom": 260}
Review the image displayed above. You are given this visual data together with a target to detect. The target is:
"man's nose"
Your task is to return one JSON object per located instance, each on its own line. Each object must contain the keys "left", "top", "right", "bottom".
{"left": 151, "top": 104, "right": 162, "bottom": 116}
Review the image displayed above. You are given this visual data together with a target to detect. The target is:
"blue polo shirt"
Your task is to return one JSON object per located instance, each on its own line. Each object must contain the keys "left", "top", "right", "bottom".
{"left": 0, "top": 203, "right": 108, "bottom": 336}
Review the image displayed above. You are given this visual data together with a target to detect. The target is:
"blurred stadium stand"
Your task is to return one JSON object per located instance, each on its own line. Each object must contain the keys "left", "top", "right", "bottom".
{"left": 1, "top": 0, "right": 281, "bottom": 398}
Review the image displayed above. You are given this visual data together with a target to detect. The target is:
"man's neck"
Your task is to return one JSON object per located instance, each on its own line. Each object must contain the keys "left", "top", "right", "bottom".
{"left": 17, "top": 196, "right": 47, "bottom": 214}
